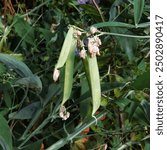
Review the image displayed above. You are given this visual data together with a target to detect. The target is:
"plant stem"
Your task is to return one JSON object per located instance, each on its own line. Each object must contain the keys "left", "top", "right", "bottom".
{"left": 98, "top": 32, "right": 150, "bottom": 38}
{"left": 21, "top": 0, "right": 51, "bottom": 17}
{"left": 18, "top": 116, "right": 51, "bottom": 149}
{"left": 92, "top": 0, "right": 105, "bottom": 22}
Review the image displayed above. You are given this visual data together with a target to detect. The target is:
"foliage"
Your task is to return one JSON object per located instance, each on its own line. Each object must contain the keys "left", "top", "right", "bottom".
{"left": 0, "top": 0, "right": 149, "bottom": 150}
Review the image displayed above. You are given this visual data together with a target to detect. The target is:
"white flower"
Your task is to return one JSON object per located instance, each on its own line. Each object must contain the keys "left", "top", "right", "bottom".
{"left": 90, "top": 26, "right": 98, "bottom": 34}
{"left": 53, "top": 68, "right": 60, "bottom": 82}
{"left": 59, "top": 106, "right": 70, "bottom": 120}
{"left": 77, "top": 30, "right": 82, "bottom": 36}
{"left": 50, "top": 23, "right": 57, "bottom": 33}
{"left": 73, "top": 30, "right": 82, "bottom": 38}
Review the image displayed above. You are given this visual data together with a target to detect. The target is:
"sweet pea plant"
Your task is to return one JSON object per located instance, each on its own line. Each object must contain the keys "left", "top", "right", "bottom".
{"left": 0, "top": 0, "right": 150, "bottom": 149}
{"left": 53, "top": 26, "right": 103, "bottom": 121}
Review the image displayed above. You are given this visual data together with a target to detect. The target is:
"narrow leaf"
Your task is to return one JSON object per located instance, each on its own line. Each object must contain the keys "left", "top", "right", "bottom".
{"left": 112, "top": 27, "right": 137, "bottom": 61}
{"left": 13, "top": 16, "right": 35, "bottom": 45}
{"left": 8, "top": 102, "right": 40, "bottom": 120}
{"left": 134, "top": 0, "right": 145, "bottom": 25}
{"left": 15, "top": 75, "right": 42, "bottom": 93}
{"left": 46, "top": 111, "right": 107, "bottom": 150}
{"left": 93, "top": 21, "right": 135, "bottom": 28}
{"left": 55, "top": 27, "right": 77, "bottom": 69}
{"left": 132, "top": 71, "right": 150, "bottom": 90}
{"left": 0, "top": 114, "right": 13, "bottom": 150}
{"left": 80, "top": 77, "right": 92, "bottom": 119}
{"left": 0, "top": 54, "right": 33, "bottom": 77}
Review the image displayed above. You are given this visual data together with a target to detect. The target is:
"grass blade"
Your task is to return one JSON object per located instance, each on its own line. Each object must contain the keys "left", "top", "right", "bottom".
{"left": 46, "top": 111, "right": 107, "bottom": 150}
{"left": 134, "top": 0, "right": 145, "bottom": 25}
{"left": 0, "top": 114, "right": 13, "bottom": 150}
{"left": 0, "top": 54, "right": 33, "bottom": 77}
{"left": 93, "top": 21, "right": 135, "bottom": 28}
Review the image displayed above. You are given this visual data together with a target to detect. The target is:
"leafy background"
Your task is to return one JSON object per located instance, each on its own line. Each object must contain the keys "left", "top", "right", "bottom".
{"left": 0, "top": 0, "right": 149, "bottom": 150}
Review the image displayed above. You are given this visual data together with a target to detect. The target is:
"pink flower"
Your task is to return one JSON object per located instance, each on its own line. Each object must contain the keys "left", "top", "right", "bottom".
{"left": 79, "top": 49, "right": 86, "bottom": 59}
{"left": 88, "top": 36, "right": 101, "bottom": 57}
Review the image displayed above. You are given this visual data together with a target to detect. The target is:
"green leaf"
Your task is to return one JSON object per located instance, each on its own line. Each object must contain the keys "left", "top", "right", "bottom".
{"left": 83, "top": 56, "right": 101, "bottom": 116}
{"left": 93, "top": 22, "right": 135, "bottom": 28}
{"left": 127, "top": 101, "right": 139, "bottom": 121}
{"left": 136, "top": 22, "right": 150, "bottom": 28}
{"left": 80, "top": 77, "right": 92, "bottom": 119}
{"left": 61, "top": 38, "right": 76, "bottom": 105}
{"left": 115, "top": 98, "right": 131, "bottom": 111}
{"left": 112, "top": 27, "right": 137, "bottom": 61}
{"left": 0, "top": 54, "right": 42, "bottom": 93}
{"left": 0, "top": 114, "right": 13, "bottom": 150}
{"left": 126, "top": 100, "right": 149, "bottom": 126}
{"left": 0, "top": 63, "right": 6, "bottom": 75}
{"left": 0, "top": 108, "right": 9, "bottom": 116}
{"left": 140, "top": 100, "right": 150, "bottom": 120}
{"left": 134, "top": 0, "right": 145, "bottom": 25}
{"left": 79, "top": 4, "right": 99, "bottom": 16}
{"left": 0, "top": 54, "right": 33, "bottom": 77}
{"left": 75, "top": 82, "right": 125, "bottom": 104}
{"left": 3, "top": 85, "right": 12, "bottom": 108}
{"left": 43, "top": 83, "right": 61, "bottom": 106}
{"left": 22, "top": 140, "right": 43, "bottom": 150}
{"left": 13, "top": 15, "right": 35, "bottom": 45}
{"left": 8, "top": 102, "right": 40, "bottom": 120}
{"left": 55, "top": 26, "right": 77, "bottom": 69}
{"left": 144, "top": 143, "right": 150, "bottom": 150}
{"left": 132, "top": 71, "right": 150, "bottom": 90}
{"left": 39, "top": 28, "right": 54, "bottom": 43}
{"left": 134, "top": 106, "right": 149, "bottom": 126}
{"left": 15, "top": 75, "right": 42, "bottom": 93}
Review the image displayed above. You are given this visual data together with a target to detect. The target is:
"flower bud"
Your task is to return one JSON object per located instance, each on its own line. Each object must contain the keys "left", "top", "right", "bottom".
{"left": 90, "top": 26, "right": 98, "bottom": 34}
{"left": 53, "top": 68, "right": 60, "bottom": 82}
{"left": 77, "top": 30, "right": 82, "bottom": 36}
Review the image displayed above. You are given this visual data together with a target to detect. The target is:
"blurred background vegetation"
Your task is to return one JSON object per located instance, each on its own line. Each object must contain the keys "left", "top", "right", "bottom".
{"left": 0, "top": 0, "right": 149, "bottom": 150}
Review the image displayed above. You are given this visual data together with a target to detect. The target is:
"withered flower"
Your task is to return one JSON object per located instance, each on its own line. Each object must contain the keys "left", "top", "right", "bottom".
{"left": 59, "top": 106, "right": 70, "bottom": 120}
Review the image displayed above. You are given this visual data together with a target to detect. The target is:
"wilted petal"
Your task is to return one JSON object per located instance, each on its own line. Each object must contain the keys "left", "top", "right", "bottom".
{"left": 59, "top": 106, "right": 70, "bottom": 120}
{"left": 90, "top": 26, "right": 98, "bottom": 34}
{"left": 94, "top": 36, "right": 102, "bottom": 46}
{"left": 79, "top": 49, "right": 86, "bottom": 59}
{"left": 62, "top": 112, "right": 70, "bottom": 120}
{"left": 53, "top": 68, "right": 60, "bottom": 82}
{"left": 77, "top": 30, "right": 82, "bottom": 36}
{"left": 59, "top": 112, "right": 64, "bottom": 118}
{"left": 104, "top": 144, "right": 108, "bottom": 150}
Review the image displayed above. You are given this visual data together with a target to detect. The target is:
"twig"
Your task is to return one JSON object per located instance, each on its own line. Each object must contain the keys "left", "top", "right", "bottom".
{"left": 92, "top": 0, "right": 105, "bottom": 22}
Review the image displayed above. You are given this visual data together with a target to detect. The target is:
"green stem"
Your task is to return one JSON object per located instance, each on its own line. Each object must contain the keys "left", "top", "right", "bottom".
{"left": 46, "top": 111, "right": 107, "bottom": 150}
{"left": 18, "top": 116, "right": 51, "bottom": 149}
{"left": 98, "top": 32, "right": 150, "bottom": 38}
{"left": 21, "top": 0, "right": 51, "bottom": 17}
